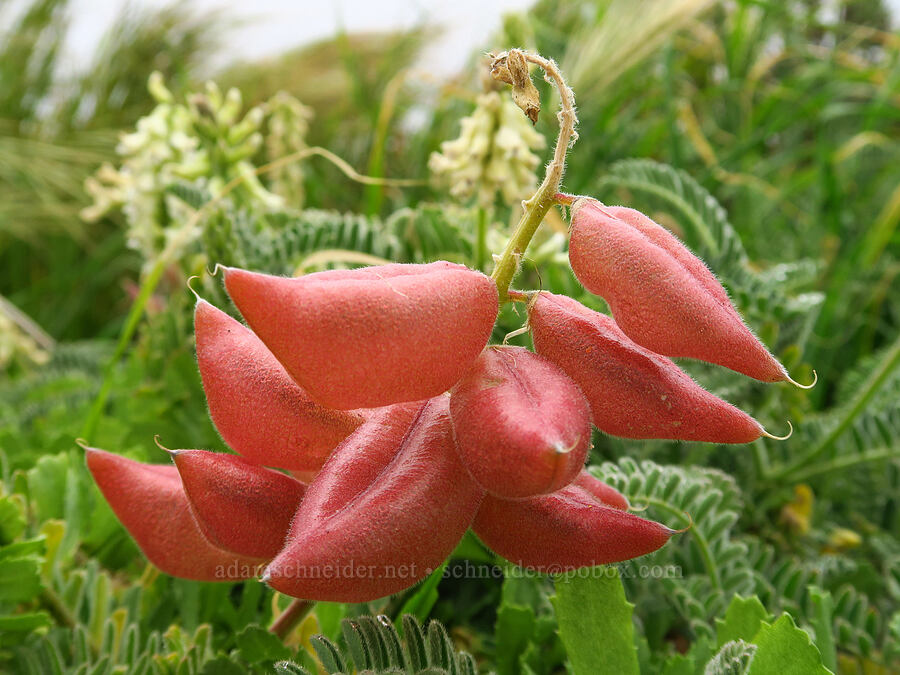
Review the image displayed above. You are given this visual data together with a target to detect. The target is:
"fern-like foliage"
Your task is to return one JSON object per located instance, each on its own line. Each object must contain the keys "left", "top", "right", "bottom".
{"left": 0, "top": 340, "right": 110, "bottom": 429}
{"left": 199, "top": 202, "right": 475, "bottom": 278}
{"left": 278, "top": 614, "right": 478, "bottom": 675}
{"left": 744, "top": 540, "right": 887, "bottom": 659}
{"left": 588, "top": 458, "right": 891, "bottom": 662}
{"left": 589, "top": 458, "right": 753, "bottom": 641}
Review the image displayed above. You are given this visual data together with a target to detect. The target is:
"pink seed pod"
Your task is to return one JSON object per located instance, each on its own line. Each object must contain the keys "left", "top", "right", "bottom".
{"left": 194, "top": 299, "right": 364, "bottom": 472}
{"left": 473, "top": 473, "right": 672, "bottom": 571}
{"left": 529, "top": 292, "right": 774, "bottom": 443}
{"left": 171, "top": 449, "right": 306, "bottom": 559}
{"left": 572, "top": 470, "right": 630, "bottom": 511}
{"left": 84, "top": 447, "right": 265, "bottom": 580}
{"left": 567, "top": 199, "right": 807, "bottom": 385}
{"left": 222, "top": 262, "right": 499, "bottom": 409}
{"left": 264, "top": 397, "right": 485, "bottom": 602}
{"left": 449, "top": 346, "right": 591, "bottom": 498}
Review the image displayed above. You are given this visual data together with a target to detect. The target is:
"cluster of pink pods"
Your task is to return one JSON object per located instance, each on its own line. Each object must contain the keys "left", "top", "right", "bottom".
{"left": 87, "top": 198, "right": 803, "bottom": 602}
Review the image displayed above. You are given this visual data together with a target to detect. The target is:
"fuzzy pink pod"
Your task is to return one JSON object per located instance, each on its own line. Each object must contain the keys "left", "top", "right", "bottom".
{"left": 172, "top": 449, "right": 306, "bottom": 559}
{"left": 568, "top": 199, "right": 787, "bottom": 383}
{"left": 85, "top": 447, "right": 265, "bottom": 580}
{"left": 449, "top": 346, "right": 591, "bottom": 498}
{"left": 222, "top": 262, "right": 499, "bottom": 410}
{"left": 572, "top": 470, "right": 630, "bottom": 512}
{"left": 195, "top": 300, "right": 364, "bottom": 472}
{"left": 264, "top": 397, "right": 484, "bottom": 602}
{"left": 529, "top": 292, "right": 766, "bottom": 443}
{"left": 473, "top": 473, "right": 671, "bottom": 571}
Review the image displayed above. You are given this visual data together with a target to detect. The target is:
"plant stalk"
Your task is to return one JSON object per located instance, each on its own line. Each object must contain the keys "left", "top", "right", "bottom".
{"left": 269, "top": 598, "right": 315, "bottom": 640}
{"left": 490, "top": 51, "right": 578, "bottom": 302}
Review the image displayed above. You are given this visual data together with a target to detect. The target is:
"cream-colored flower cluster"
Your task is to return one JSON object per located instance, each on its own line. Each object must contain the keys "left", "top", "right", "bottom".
{"left": 428, "top": 91, "right": 545, "bottom": 207}
{"left": 82, "top": 73, "right": 311, "bottom": 261}
{"left": 265, "top": 92, "right": 314, "bottom": 208}
{"left": 0, "top": 312, "right": 48, "bottom": 371}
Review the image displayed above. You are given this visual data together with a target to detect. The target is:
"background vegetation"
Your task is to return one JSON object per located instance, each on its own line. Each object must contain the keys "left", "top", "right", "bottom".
{"left": 1, "top": 0, "right": 898, "bottom": 673}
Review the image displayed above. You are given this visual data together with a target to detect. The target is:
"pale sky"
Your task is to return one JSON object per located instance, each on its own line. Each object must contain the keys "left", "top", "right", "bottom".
{"left": 5, "top": 0, "right": 897, "bottom": 78}
{"left": 56, "top": 0, "right": 534, "bottom": 75}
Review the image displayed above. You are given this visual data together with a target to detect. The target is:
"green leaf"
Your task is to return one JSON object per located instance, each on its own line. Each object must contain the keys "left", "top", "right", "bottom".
{"left": 342, "top": 619, "right": 373, "bottom": 670}
{"left": 273, "top": 661, "right": 313, "bottom": 675}
{"left": 748, "top": 614, "right": 832, "bottom": 675}
{"left": 397, "top": 562, "right": 446, "bottom": 623}
{"left": 198, "top": 655, "right": 245, "bottom": 675}
{"left": 0, "top": 494, "right": 25, "bottom": 544}
{"left": 310, "top": 635, "right": 348, "bottom": 674}
{"left": 402, "top": 614, "right": 429, "bottom": 671}
{"left": 0, "top": 611, "right": 52, "bottom": 634}
{"left": 660, "top": 653, "right": 695, "bottom": 675}
{"left": 495, "top": 603, "right": 536, "bottom": 675}
{"left": 236, "top": 625, "right": 293, "bottom": 664}
{"left": 808, "top": 587, "right": 837, "bottom": 673}
{"left": 0, "top": 555, "right": 43, "bottom": 603}
{"left": 716, "top": 596, "right": 771, "bottom": 648}
{"left": 0, "top": 536, "right": 45, "bottom": 560}
{"left": 553, "top": 567, "right": 639, "bottom": 675}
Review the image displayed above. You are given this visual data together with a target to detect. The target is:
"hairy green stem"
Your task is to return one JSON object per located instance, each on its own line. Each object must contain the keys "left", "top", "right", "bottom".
{"left": 490, "top": 51, "right": 578, "bottom": 302}
{"left": 770, "top": 330, "right": 900, "bottom": 481}
{"left": 751, "top": 440, "right": 770, "bottom": 477}
{"left": 80, "top": 255, "right": 168, "bottom": 439}
{"left": 40, "top": 587, "right": 78, "bottom": 630}
{"left": 475, "top": 206, "right": 488, "bottom": 271}
{"left": 786, "top": 446, "right": 900, "bottom": 483}
{"left": 269, "top": 598, "right": 315, "bottom": 640}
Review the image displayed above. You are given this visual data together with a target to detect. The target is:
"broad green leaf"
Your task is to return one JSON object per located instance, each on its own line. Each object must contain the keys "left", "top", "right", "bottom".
{"left": 0, "top": 611, "right": 52, "bottom": 634}
{"left": 495, "top": 603, "right": 536, "bottom": 675}
{"left": 553, "top": 567, "right": 639, "bottom": 675}
{"left": 199, "top": 656, "right": 246, "bottom": 675}
{"left": 660, "top": 653, "right": 695, "bottom": 675}
{"left": 748, "top": 614, "right": 832, "bottom": 675}
{"left": 0, "top": 494, "right": 25, "bottom": 544}
{"left": 0, "top": 556, "right": 43, "bottom": 603}
{"left": 236, "top": 625, "right": 293, "bottom": 664}
{"left": 808, "top": 587, "right": 837, "bottom": 673}
{"left": 716, "top": 596, "right": 770, "bottom": 648}
{"left": 0, "top": 536, "right": 44, "bottom": 560}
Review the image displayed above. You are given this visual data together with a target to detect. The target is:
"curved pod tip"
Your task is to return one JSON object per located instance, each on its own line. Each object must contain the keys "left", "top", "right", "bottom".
{"left": 760, "top": 420, "right": 793, "bottom": 441}
{"left": 670, "top": 511, "right": 693, "bottom": 535}
{"left": 553, "top": 440, "right": 579, "bottom": 455}
{"left": 186, "top": 275, "right": 205, "bottom": 304}
{"left": 786, "top": 369, "right": 817, "bottom": 390}
{"left": 153, "top": 435, "right": 181, "bottom": 456}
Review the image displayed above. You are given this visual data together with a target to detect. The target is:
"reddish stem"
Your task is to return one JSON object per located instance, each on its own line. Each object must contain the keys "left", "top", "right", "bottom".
{"left": 269, "top": 598, "right": 315, "bottom": 640}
